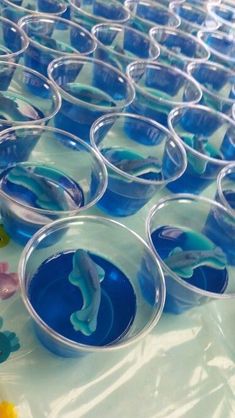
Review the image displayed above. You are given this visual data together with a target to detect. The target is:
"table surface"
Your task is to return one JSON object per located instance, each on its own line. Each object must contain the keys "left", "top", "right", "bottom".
{"left": 0, "top": 180, "right": 235, "bottom": 418}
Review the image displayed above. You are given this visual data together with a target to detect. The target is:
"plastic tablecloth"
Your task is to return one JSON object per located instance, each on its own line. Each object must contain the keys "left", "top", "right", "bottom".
{"left": 1, "top": 182, "right": 235, "bottom": 418}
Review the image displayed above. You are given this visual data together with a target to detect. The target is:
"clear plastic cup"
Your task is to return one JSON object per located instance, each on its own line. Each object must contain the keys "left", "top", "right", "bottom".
{"left": 216, "top": 163, "right": 235, "bottom": 217}
{"left": 126, "top": 60, "right": 202, "bottom": 126}
{"left": 125, "top": 0, "right": 181, "bottom": 33}
{"left": 149, "top": 26, "right": 210, "bottom": 70}
{"left": 167, "top": 104, "right": 235, "bottom": 194}
{"left": 18, "top": 14, "right": 97, "bottom": 76}
{"left": 187, "top": 61, "right": 235, "bottom": 117}
{"left": 69, "top": 0, "right": 130, "bottom": 32}
{"left": 18, "top": 215, "right": 166, "bottom": 357}
{"left": 48, "top": 56, "right": 135, "bottom": 141}
{"left": 90, "top": 112, "right": 187, "bottom": 217}
{"left": 0, "top": 0, "right": 67, "bottom": 23}
{"left": 91, "top": 23, "right": 160, "bottom": 71}
{"left": 208, "top": 3, "right": 235, "bottom": 34}
{"left": 0, "top": 61, "right": 61, "bottom": 131}
{"left": 0, "top": 16, "right": 29, "bottom": 63}
{"left": 198, "top": 30, "right": 235, "bottom": 70}
{"left": 0, "top": 125, "right": 107, "bottom": 245}
{"left": 170, "top": 1, "right": 220, "bottom": 35}
{"left": 146, "top": 194, "right": 235, "bottom": 314}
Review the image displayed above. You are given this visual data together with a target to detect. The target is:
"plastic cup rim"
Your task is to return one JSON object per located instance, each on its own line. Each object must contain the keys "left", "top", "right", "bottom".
{"left": 69, "top": 0, "right": 131, "bottom": 25}
{"left": 18, "top": 13, "right": 97, "bottom": 57}
{"left": 47, "top": 55, "right": 136, "bottom": 111}
{"left": 91, "top": 23, "right": 160, "bottom": 62}
{"left": 0, "top": 60, "right": 61, "bottom": 126}
{"left": 149, "top": 25, "right": 211, "bottom": 63}
{"left": 0, "top": 15, "right": 29, "bottom": 59}
{"left": 0, "top": 125, "right": 108, "bottom": 216}
{"left": 217, "top": 162, "right": 235, "bottom": 217}
{"left": 207, "top": 2, "right": 235, "bottom": 30}
{"left": 146, "top": 193, "right": 235, "bottom": 300}
{"left": 125, "top": 0, "right": 181, "bottom": 29}
{"left": 0, "top": 0, "right": 67, "bottom": 15}
{"left": 90, "top": 111, "right": 187, "bottom": 185}
{"left": 18, "top": 214, "right": 166, "bottom": 353}
{"left": 197, "top": 30, "right": 235, "bottom": 63}
{"left": 186, "top": 61, "right": 235, "bottom": 106}
{"left": 168, "top": 103, "right": 235, "bottom": 166}
{"left": 170, "top": 1, "right": 220, "bottom": 31}
{"left": 126, "top": 59, "right": 202, "bottom": 106}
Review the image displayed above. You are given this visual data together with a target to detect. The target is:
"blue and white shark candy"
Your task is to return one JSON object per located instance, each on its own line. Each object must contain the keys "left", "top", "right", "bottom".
{"left": 69, "top": 250, "right": 105, "bottom": 336}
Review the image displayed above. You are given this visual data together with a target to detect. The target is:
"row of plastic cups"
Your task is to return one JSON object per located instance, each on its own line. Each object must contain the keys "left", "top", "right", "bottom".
{"left": 90, "top": 104, "right": 235, "bottom": 198}
{"left": 17, "top": 15, "right": 161, "bottom": 76}
{"left": 1, "top": 0, "right": 233, "bottom": 39}
{"left": 163, "top": 0, "right": 235, "bottom": 36}
{"left": 1, "top": 53, "right": 234, "bottom": 162}
{"left": 0, "top": 55, "right": 234, "bottom": 195}
{"left": 17, "top": 189, "right": 235, "bottom": 357}
{"left": 0, "top": 27, "right": 204, "bottom": 139}
{"left": 0, "top": 101, "right": 235, "bottom": 240}
{"left": 169, "top": 0, "right": 235, "bottom": 36}
{"left": 151, "top": 25, "right": 235, "bottom": 73}
{"left": 0, "top": 112, "right": 187, "bottom": 242}
{"left": 3, "top": 11, "right": 235, "bottom": 97}
{"left": 0, "top": 0, "right": 181, "bottom": 31}
{"left": 0, "top": 0, "right": 227, "bottom": 38}
{"left": 0, "top": 0, "right": 68, "bottom": 22}
{"left": 207, "top": 1, "right": 235, "bottom": 35}
{"left": 0, "top": 57, "right": 207, "bottom": 202}
{"left": 4, "top": 13, "right": 234, "bottom": 129}
{"left": 9, "top": 14, "right": 208, "bottom": 75}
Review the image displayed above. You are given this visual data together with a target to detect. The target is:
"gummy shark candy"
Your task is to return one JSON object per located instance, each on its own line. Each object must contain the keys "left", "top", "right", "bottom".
{"left": 4, "top": 164, "right": 83, "bottom": 211}
{"left": 69, "top": 250, "right": 105, "bottom": 336}
{"left": 103, "top": 147, "right": 161, "bottom": 178}
{"left": 164, "top": 245, "right": 226, "bottom": 278}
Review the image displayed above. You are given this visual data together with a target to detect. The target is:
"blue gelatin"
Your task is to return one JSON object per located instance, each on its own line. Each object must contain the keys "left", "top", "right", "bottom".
{"left": 0, "top": 163, "right": 84, "bottom": 245}
{"left": 127, "top": 65, "right": 190, "bottom": 127}
{"left": 162, "top": 33, "right": 197, "bottom": 60}
{"left": 97, "top": 182, "right": 153, "bottom": 216}
{"left": 0, "top": 130, "right": 40, "bottom": 170}
{"left": 97, "top": 148, "right": 162, "bottom": 216}
{"left": 223, "top": 190, "right": 235, "bottom": 209}
{"left": 0, "top": 91, "right": 45, "bottom": 131}
{"left": 37, "top": 0, "right": 64, "bottom": 14}
{"left": 167, "top": 110, "right": 235, "bottom": 194}
{"left": 95, "top": 27, "right": 156, "bottom": 70}
{"left": 29, "top": 251, "right": 136, "bottom": 351}
{"left": 1, "top": 0, "right": 66, "bottom": 22}
{"left": 1, "top": 8, "right": 21, "bottom": 23}
{"left": 128, "top": 94, "right": 169, "bottom": 127}
{"left": 129, "top": 3, "right": 178, "bottom": 33}
{"left": 24, "top": 29, "right": 94, "bottom": 76}
{"left": 151, "top": 225, "right": 228, "bottom": 313}
{"left": 0, "top": 66, "right": 16, "bottom": 91}
{"left": 178, "top": 7, "right": 205, "bottom": 25}
{"left": 93, "top": 1, "right": 125, "bottom": 20}
{"left": 24, "top": 34, "right": 78, "bottom": 76}
{"left": 24, "top": 44, "right": 53, "bottom": 77}
{"left": 55, "top": 83, "right": 117, "bottom": 141}
{"left": 2, "top": 21, "right": 23, "bottom": 61}
{"left": 192, "top": 65, "right": 235, "bottom": 114}
{"left": 203, "top": 197, "right": 235, "bottom": 265}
